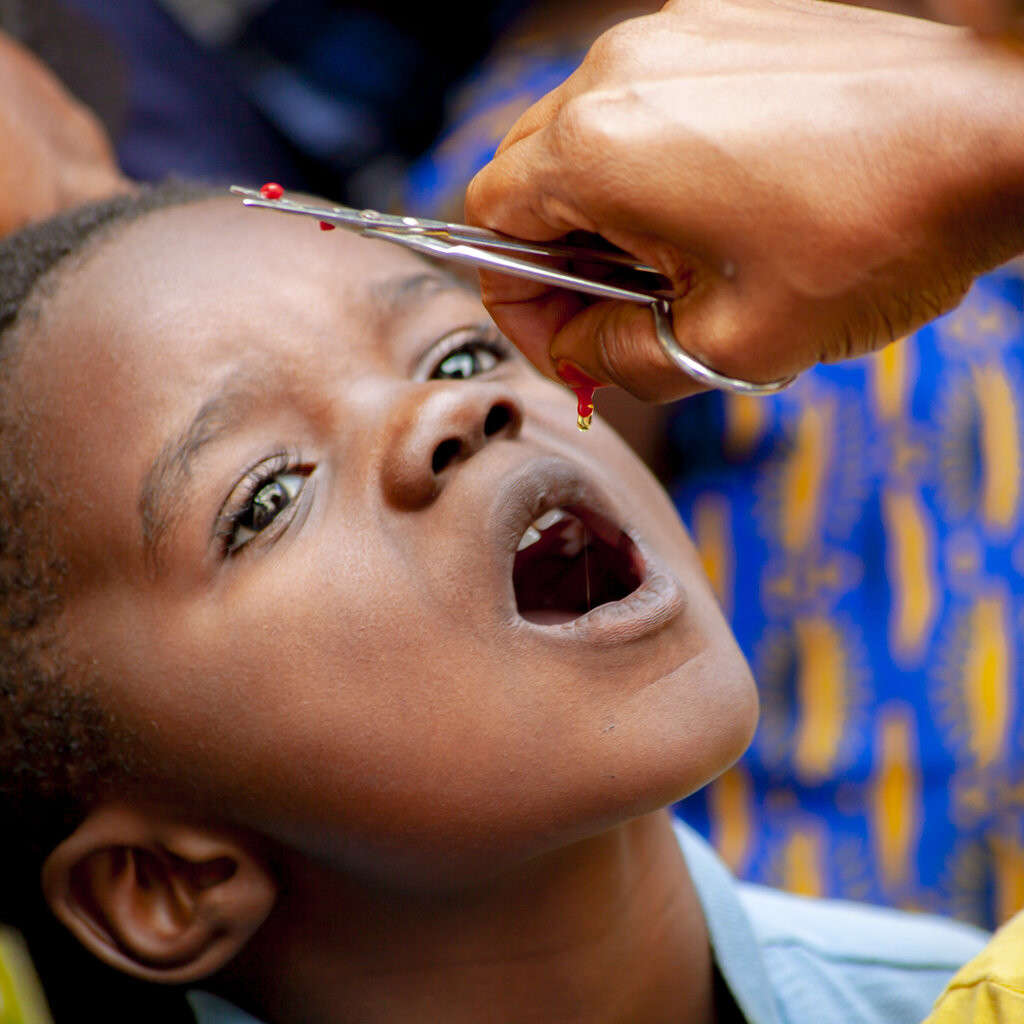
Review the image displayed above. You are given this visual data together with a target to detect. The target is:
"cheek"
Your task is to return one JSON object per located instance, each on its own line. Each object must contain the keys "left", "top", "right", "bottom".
{"left": 68, "top": 547, "right": 523, "bottom": 806}
{"left": 62, "top": 452, "right": 753, "bottom": 886}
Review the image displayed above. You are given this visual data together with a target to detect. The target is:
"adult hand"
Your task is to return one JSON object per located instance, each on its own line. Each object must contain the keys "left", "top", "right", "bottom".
{"left": 0, "top": 30, "right": 131, "bottom": 238}
{"left": 465, "top": 0, "right": 1024, "bottom": 402}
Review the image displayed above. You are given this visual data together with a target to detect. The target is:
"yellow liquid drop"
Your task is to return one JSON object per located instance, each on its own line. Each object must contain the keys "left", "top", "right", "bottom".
{"left": 577, "top": 412, "right": 593, "bottom": 431}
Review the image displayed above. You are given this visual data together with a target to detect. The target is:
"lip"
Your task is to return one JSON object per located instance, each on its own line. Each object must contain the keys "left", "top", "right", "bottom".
{"left": 489, "top": 456, "right": 686, "bottom": 646}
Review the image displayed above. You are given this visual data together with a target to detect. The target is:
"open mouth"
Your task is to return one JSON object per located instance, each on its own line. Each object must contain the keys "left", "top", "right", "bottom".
{"left": 512, "top": 506, "right": 644, "bottom": 625}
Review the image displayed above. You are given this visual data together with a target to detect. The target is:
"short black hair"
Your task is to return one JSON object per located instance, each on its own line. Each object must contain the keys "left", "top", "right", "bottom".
{"left": 0, "top": 180, "right": 217, "bottom": 894}
{"left": 0, "top": 180, "right": 219, "bottom": 1024}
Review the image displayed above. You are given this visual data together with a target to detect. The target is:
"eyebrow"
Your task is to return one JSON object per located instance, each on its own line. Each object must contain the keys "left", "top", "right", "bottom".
{"left": 139, "top": 372, "right": 263, "bottom": 573}
{"left": 369, "top": 268, "right": 475, "bottom": 317}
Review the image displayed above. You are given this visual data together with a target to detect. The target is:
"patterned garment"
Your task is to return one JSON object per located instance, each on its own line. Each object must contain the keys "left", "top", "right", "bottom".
{"left": 405, "top": 35, "right": 1024, "bottom": 931}
{"left": 672, "top": 265, "right": 1024, "bottom": 931}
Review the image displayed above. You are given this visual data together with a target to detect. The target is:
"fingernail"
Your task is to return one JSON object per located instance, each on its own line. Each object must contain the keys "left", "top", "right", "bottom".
{"left": 554, "top": 359, "right": 603, "bottom": 390}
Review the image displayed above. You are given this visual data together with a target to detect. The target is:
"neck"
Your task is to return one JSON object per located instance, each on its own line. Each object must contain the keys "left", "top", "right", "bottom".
{"left": 214, "top": 812, "right": 714, "bottom": 1024}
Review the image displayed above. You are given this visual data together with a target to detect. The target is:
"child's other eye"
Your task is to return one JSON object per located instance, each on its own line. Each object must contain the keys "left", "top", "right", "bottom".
{"left": 433, "top": 346, "right": 498, "bottom": 380}
{"left": 425, "top": 326, "right": 513, "bottom": 381}
{"left": 219, "top": 459, "right": 311, "bottom": 555}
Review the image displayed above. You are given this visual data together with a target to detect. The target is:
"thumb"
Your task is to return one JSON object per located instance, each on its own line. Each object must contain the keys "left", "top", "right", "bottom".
{"left": 547, "top": 299, "right": 716, "bottom": 404}
{"left": 550, "top": 282, "right": 806, "bottom": 404}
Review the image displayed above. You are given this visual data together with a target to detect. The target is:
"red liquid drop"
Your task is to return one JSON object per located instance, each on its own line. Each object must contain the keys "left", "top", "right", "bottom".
{"left": 555, "top": 359, "right": 603, "bottom": 432}
{"left": 259, "top": 181, "right": 284, "bottom": 200}
{"left": 319, "top": 221, "right": 336, "bottom": 231}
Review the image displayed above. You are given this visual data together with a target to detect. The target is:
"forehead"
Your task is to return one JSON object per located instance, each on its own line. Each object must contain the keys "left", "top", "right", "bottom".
{"left": 17, "top": 196, "right": 473, "bottom": 416}
{"left": 39, "top": 197, "right": 445, "bottom": 354}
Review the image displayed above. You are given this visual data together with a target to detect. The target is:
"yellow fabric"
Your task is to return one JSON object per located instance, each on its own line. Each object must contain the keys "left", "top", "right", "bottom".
{"left": 923, "top": 909, "right": 1024, "bottom": 1023}
{"left": 0, "top": 927, "right": 52, "bottom": 1024}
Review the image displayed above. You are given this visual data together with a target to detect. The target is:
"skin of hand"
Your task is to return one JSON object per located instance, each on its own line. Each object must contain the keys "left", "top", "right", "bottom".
{"left": 927, "top": 0, "right": 1024, "bottom": 38}
{"left": 465, "top": 0, "right": 1024, "bottom": 402}
{"left": 0, "top": 31, "right": 131, "bottom": 238}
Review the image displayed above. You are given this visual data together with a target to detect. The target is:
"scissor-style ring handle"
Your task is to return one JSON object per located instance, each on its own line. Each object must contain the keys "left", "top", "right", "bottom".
{"left": 650, "top": 299, "right": 796, "bottom": 396}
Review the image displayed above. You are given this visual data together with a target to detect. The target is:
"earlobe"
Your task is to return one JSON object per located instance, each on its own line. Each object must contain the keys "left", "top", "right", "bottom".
{"left": 41, "top": 804, "right": 276, "bottom": 984}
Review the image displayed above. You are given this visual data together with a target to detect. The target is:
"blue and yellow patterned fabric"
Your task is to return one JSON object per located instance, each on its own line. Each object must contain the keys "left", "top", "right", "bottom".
{"left": 672, "top": 264, "right": 1024, "bottom": 930}
{"left": 404, "top": 35, "right": 585, "bottom": 223}
{"left": 405, "top": 28, "right": 1024, "bottom": 931}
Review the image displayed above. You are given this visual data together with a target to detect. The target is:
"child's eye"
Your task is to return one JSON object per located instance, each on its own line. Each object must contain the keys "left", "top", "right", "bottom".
{"left": 424, "top": 326, "right": 514, "bottom": 381}
{"left": 218, "top": 459, "right": 311, "bottom": 555}
{"left": 433, "top": 345, "right": 499, "bottom": 380}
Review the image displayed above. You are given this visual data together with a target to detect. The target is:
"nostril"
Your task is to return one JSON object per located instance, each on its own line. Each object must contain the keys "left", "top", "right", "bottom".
{"left": 483, "top": 402, "right": 513, "bottom": 437}
{"left": 428, "top": 402, "right": 519, "bottom": 478}
{"left": 431, "top": 437, "right": 463, "bottom": 474}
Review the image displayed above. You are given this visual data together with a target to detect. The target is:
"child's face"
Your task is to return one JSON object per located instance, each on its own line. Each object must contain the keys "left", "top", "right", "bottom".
{"left": 17, "top": 199, "right": 755, "bottom": 883}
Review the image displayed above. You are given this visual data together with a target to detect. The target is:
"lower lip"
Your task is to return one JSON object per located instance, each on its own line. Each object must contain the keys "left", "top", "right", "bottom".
{"left": 518, "top": 541, "right": 686, "bottom": 647}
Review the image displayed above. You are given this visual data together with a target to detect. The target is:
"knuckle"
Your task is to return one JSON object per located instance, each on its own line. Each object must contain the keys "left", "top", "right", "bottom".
{"left": 463, "top": 174, "right": 486, "bottom": 220}
{"left": 553, "top": 92, "right": 605, "bottom": 155}
{"left": 553, "top": 90, "right": 630, "bottom": 177}
{"left": 586, "top": 18, "right": 649, "bottom": 66}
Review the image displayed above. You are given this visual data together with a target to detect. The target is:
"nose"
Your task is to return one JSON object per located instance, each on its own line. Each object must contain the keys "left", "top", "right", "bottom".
{"left": 381, "top": 382, "right": 523, "bottom": 509}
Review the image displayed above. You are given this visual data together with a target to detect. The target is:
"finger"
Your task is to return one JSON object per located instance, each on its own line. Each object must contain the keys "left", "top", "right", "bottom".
{"left": 466, "top": 114, "right": 610, "bottom": 239}
{"left": 469, "top": 133, "right": 605, "bottom": 380}
{"left": 547, "top": 301, "right": 706, "bottom": 403}
{"left": 547, "top": 281, "right": 807, "bottom": 405}
{"left": 491, "top": 74, "right": 578, "bottom": 158}
{"left": 477, "top": 269, "right": 588, "bottom": 378}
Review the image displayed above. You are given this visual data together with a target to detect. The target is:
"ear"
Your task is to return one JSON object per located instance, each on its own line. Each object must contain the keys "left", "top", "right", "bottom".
{"left": 41, "top": 803, "right": 276, "bottom": 984}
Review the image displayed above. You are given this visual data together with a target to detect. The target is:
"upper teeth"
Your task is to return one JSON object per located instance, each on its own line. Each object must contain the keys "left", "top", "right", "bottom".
{"left": 535, "top": 508, "right": 567, "bottom": 531}
{"left": 517, "top": 508, "right": 574, "bottom": 552}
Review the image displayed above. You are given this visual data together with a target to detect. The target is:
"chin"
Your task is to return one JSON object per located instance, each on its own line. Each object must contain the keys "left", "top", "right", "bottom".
{"left": 579, "top": 636, "right": 759, "bottom": 820}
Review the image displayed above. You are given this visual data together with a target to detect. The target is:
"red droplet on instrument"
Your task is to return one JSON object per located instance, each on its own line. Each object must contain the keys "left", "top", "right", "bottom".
{"left": 259, "top": 182, "right": 284, "bottom": 200}
{"left": 555, "top": 359, "right": 603, "bottom": 432}
{"left": 319, "top": 221, "right": 336, "bottom": 231}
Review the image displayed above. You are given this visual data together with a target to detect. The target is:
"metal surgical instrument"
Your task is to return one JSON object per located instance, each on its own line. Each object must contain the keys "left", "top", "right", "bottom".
{"left": 230, "top": 185, "right": 796, "bottom": 396}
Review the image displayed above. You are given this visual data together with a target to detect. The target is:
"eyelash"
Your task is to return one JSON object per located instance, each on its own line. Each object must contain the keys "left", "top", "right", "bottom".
{"left": 216, "top": 452, "right": 312, "bottom": 556}
{"left": 421, "top": 324, "right": 515, "bottom": 381}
